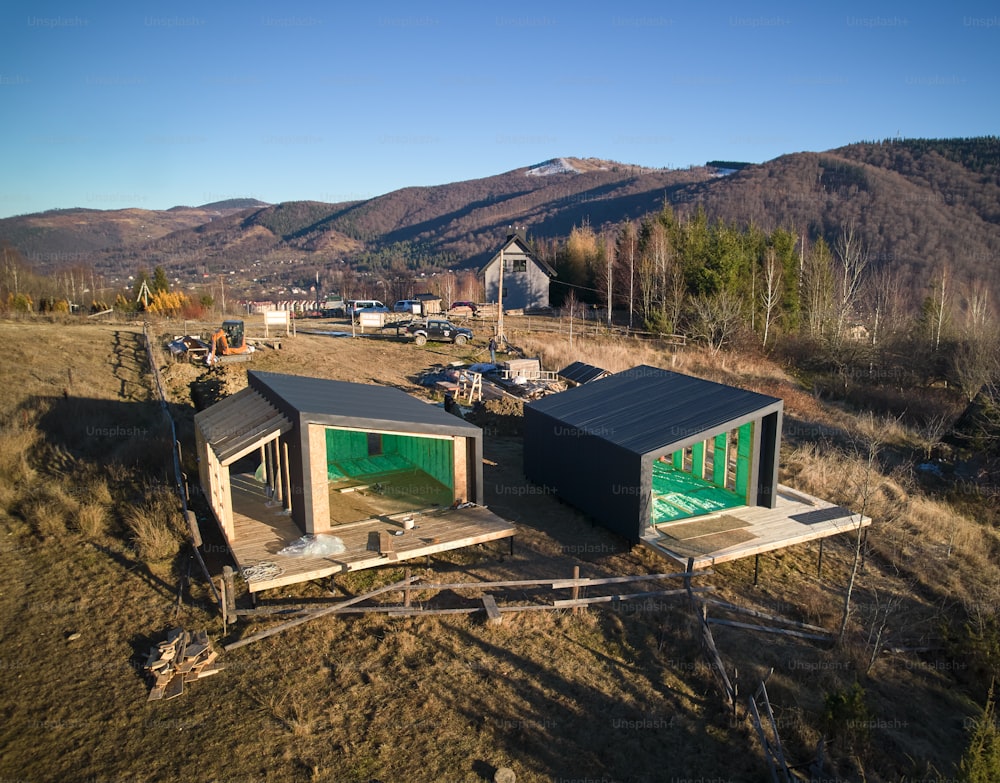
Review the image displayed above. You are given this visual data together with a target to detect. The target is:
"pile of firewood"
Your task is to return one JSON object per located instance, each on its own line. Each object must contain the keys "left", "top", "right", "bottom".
{"left": 144, "top": 628, "right": 222, "bottom": 701}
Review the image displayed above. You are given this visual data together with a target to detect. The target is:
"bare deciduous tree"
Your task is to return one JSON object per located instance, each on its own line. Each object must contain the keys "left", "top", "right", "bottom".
{"left": 863, "top": 264, "right": 905, "bottom": 347}
{"left": 839, "top": 413, "right": 889, "bottom": 644}
{"left": 690, "top": 290, "right": 744, "bottom": 354}
{"left": 926, "top": 265, "right": 952, "bottom": 352}
{"left": 952, "top": 338, "right": 998, "bottom": 403}
{"left": 833, "top": 223, "right": 870, "bottom": 339}
{"left": 760, "top": 248, "right": 783, "bottom": 348}
{"left": 801, "top": 236, "right": 835, "bottom": 337}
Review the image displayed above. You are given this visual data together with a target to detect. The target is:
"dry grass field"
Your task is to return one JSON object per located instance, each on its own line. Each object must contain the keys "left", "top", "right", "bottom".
{"left": 0, "top": 315, "right": 996, "bottom": 782}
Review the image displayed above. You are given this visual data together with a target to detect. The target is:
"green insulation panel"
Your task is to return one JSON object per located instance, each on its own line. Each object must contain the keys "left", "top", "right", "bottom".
{"left": 672, "top": 450, "right": 683, "bottom": 470}
{"left": 651, "top": 459, "right": 745, "bottom": 523}
{"left": 691, "top": 441, "right": 705, "bottom": 478}
{"left": 324, "top": 427, "right": 454, "bottom": 490}
{"left": 712, "top": 433, "right": 728, "bottom": 488}
{"left": 734, "top": 422, "right": 753, "bottom": 500}
{"left": 383, "top": 433, "right": 453, "bottom": 490}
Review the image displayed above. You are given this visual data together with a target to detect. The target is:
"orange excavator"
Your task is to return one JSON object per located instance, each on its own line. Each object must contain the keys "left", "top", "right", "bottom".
{"left": 207, "top": 320, "right": 253, "bottom": 365}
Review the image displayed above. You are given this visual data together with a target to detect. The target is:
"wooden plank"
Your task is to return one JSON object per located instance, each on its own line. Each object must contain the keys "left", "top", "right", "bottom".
{"left": 160, "top": 672, "right": 185, "bottom": 700}
{"left": 551, "top": 586, "right": 712, "bottom": 607}
{"left": 482, "top": 595, "right": 502, "bottom": 625}
{"left": 706, "top": 616, "right": 833, "bottom": 642}
{"left": 701, "top": 598, "right": 829, "bottom": 633}
{"left": 550, "top": 571, "right": 710, "bottom": 589}
{"left": 224, "top": 576, "right": 420, "bottom": 651}
{"left": 378, "top": 531, "right": 394, "bottom": 555}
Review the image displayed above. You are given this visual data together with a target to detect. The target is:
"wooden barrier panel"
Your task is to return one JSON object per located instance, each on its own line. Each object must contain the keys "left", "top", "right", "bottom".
{"left": 264, "top": 310, "right": 291, "bottom": 337}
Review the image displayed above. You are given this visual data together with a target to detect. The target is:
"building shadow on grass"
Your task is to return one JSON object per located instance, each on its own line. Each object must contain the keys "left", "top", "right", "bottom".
{"left": 428, "top": 621, "right": 749, "bottom": 781}
{"left": 30, "top": 394, "right": 171, "bottom": 472}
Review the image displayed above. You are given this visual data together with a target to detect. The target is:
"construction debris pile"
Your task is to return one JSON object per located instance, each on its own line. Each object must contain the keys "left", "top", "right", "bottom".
{"left": 418, "top": 358, "right": 564, "bottom": 404}
{"left": 494, "top": 358, "right": 565, "bottom": 400}
{"left": 166, "top": 335, "right": 211, "bottom": 362}
{"left": 144, "top": 628, "right": 223, "bottom": 701}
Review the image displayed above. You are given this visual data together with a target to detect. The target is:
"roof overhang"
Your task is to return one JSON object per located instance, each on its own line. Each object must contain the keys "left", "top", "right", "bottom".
{"left": 195, "top": 387, "right": 293, "bottom": 466}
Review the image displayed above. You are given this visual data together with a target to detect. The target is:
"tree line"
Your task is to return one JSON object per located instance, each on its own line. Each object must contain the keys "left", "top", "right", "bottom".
{"left": 537, "top": 207, "right": 999, "bottom": 413}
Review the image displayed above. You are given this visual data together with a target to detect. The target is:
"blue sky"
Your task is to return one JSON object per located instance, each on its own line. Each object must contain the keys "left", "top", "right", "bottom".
{"left": 1, "top": 1, "right": 997, "bottom": 217}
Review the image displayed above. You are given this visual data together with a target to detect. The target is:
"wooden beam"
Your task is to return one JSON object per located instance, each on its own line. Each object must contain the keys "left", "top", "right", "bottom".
{"left": 552, "top": 586, "right": 712, "bottom": 608}
{"left": 408, "top": 571, "right": 710, "bottom": 593}
{"left": 701, "top": 598, "right": 829, "bottom": 634}
{"left": 222, "top": 566, "right": 237, "bottom": 623}
{"left": 223, "top": 576, "right": 420, "bottom": 651}
{"left": 706, "top": 616, "right": 832, "bottom": 642}
{"left": 550, "top": 570, "right": 711, "bottom": 589}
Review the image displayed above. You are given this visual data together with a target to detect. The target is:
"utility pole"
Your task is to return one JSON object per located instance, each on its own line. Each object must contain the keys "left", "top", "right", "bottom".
{"left": 496, "top": 245, "right": 505, "bottom": 342}
{"left": 136, "top": 279, "right": 151, "bottom": 308}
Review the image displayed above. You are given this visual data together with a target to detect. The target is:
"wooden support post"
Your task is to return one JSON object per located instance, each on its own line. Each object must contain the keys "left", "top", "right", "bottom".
{"left": 223, "top": 566, "right": 237, "bottom": 623}
{"left": 404, "top": 567, "right": 412, "bottom": 608}
{"left": 571, "top": 565, "right": 580, "bottom": 615}
{"left": 817, "top": 538, "right": 824, "bottom": 578}
{"left": 754, "top": 554, "right": 760, "bottom": 587}
{"left": 684, "top": 557, "right": 695, "bottom": 600}
{"left": 219, "top": 577, "right": 228, "bottom": 627}
{"left": 482, "top": 595, "right": 503, "bottom": 626}
{"left": 282, "top": 442, "right": 292, "bottom": 511}
{"left": 185, "top": 509, "right": 202, "bottom": 548}
{"left": 259, "top": 445, "right": 267, "bottom": 485}
{"left": 274, "top": 439, "right": 283, "bottom": 503}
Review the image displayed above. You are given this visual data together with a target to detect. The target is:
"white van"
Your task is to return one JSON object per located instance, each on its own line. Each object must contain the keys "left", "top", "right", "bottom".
{"left": 347, "top": 299, "right": 386, "bottom": 316}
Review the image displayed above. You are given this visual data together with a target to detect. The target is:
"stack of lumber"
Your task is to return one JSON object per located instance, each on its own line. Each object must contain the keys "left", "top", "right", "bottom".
{"left": 144, "top": 628, "right": 223, "bottom": 701}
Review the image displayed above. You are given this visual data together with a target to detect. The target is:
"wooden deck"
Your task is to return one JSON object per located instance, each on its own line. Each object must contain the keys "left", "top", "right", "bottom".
{"left": 640, "top": 484, "right": 872, "bottom": 569}
{"left": 225, "top": 474, "right": 516, "bottom": 592}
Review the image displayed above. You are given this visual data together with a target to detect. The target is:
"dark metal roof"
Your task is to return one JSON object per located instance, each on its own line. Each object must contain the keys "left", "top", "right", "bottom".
{"left": 558, "top": 361, "right": 610, "bottom": 385}
{"left": 248, "top": 371, "right": 481, "bottom": 435}
{"left": 527, "top": 364, "right": 782, "bottom": 456}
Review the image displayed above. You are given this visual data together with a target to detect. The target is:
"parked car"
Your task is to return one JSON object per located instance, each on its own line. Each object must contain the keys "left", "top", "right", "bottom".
{"left": 404, "top": 318, "right": 473, "bottom": 346}
{"left": 347, "top": 299, "right": 387, "bottom": 316}
{"left": 393, "top": 299, "right": 421, "bottom": 314}
{"left": 448, "top": 300, "right": 478, "bottom": 317}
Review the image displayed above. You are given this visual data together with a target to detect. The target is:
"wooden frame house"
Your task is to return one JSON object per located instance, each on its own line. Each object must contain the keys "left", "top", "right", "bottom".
{"left": 195, "top": 371, "right": 514, "bottom": 591}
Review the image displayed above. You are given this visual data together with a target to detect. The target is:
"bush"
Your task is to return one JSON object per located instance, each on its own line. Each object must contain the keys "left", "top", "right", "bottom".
{"left": 959, "top": 683, "right": 1000, "bottom": 783}
{"left": 823, "top": 681, "right": 871, "bottom": 752}
{"left": 125, "top": 486, "right": 185, "bottom": 561}
{"left": 75, "top": 502, "right": 109, "bottom": 538}
{"left": 20, "top": 482, "right": 80, "bottom": 538}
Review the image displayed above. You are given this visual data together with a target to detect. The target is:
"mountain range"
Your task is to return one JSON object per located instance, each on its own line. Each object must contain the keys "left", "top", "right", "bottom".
{"left": 2, "top": 139, "right": 998, "bottom": 297}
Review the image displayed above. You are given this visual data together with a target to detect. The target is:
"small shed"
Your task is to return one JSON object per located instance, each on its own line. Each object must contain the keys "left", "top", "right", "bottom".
{"left": 415, "top": 292, "right": 442, "bottom": 316}
{"left": 195, "top": 371, "right": 514, "bottom": 590}
{"left": 523, "top": 365, "right": 782, "bottom": 544}
{"left": 480, "top": 231, "right": 556, "bottom": 311}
